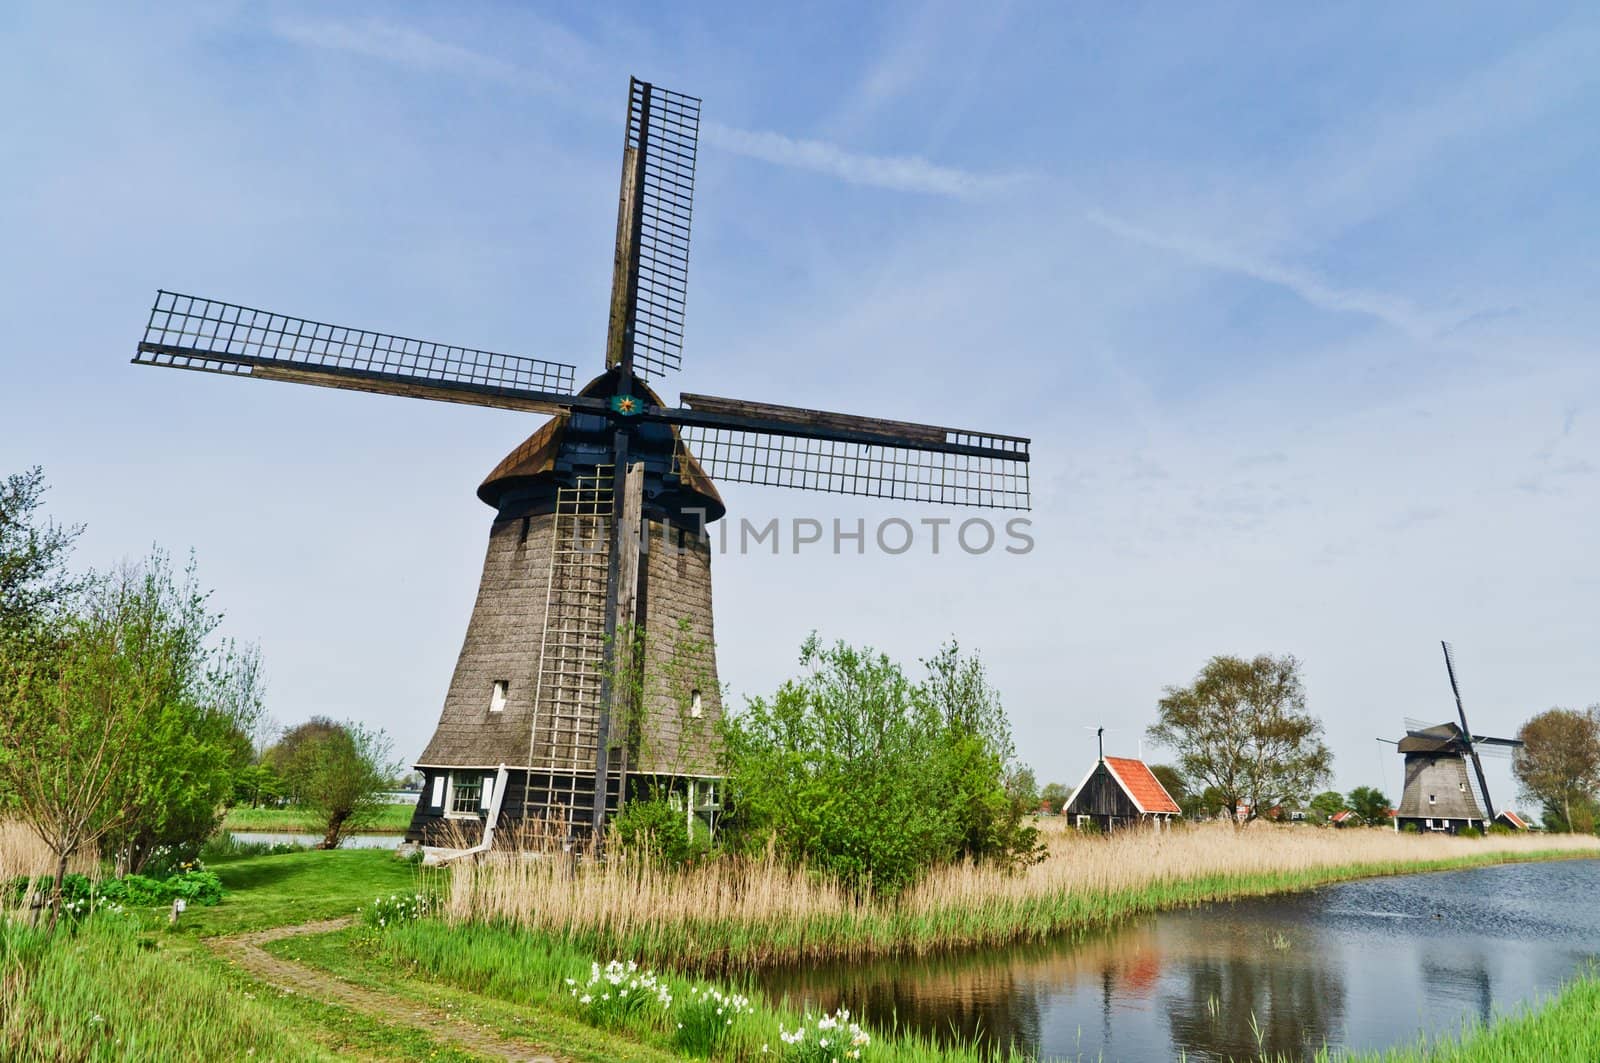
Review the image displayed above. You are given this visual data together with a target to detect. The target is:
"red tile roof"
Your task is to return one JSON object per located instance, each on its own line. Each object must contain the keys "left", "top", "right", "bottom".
{"left": 1104, "top": 757, "right": 1182, "bottom": 815}
{"left": 1498, "top": 810, "right": 1529, "bottom": 830}
{"left": 1331, "top": 810, "right": 1357, "bottom": 824}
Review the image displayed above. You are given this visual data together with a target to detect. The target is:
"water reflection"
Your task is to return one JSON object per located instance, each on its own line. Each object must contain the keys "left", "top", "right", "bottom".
{"left": 758, "top": 859, "right": 1600, "bottom": 1061}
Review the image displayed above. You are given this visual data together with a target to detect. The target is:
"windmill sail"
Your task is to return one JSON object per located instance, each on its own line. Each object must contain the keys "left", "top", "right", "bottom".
{"left": 1442, "top": 641, "right": 1497, "bottom": 818}
{"left": 135, "top": 291, "right": 578, "bottom": 414}
{"left": 673, "top": 392, "right": 1031, "bottom": 509}
{"left": 607, "top": 79, "right": 699, "bottom": 380}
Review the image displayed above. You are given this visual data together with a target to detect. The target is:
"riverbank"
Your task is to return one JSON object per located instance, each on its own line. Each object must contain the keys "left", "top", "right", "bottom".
{"left": 1338, "top": 970, "right": 1600, "bottom": 1062}
{"left": 5, "top": 841, "right": 1598, "bottom": 1060}
{"left": 443, "top": 821, "right": 1600, "bottom": 972}
{"left": 221, "top": 804, "right": 415, "bottom": 833}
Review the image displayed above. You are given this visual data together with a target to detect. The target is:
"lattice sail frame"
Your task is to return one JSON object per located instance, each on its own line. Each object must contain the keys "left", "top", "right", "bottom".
{"left": 625, "top": 81, "right": 699, "bottom": 380}
{"left": 675, "top": 427, "right": 1031, "bottom": 509}
{"left": 137, "top": 290, "right": 577, "bottom": 397}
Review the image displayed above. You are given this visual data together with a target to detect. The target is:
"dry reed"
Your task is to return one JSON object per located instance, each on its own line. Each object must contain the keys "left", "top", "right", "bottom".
{"left": 446, "top": 821, "right": 1600, "bottom": 973}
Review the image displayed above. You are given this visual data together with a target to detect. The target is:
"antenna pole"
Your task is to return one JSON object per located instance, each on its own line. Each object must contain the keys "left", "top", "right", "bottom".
{"left": 1442, "top": 640, "right": 1496, "bottom": 823}
{"left": 1097, "top": 726, "right": 1104, "bottom": 763}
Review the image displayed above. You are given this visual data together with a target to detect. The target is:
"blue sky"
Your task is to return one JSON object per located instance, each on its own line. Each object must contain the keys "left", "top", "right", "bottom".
{"left": 3, "top": 2, "right": 1597, "bottom": 811}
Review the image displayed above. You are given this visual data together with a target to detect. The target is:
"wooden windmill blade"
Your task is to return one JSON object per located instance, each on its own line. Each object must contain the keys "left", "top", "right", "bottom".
{"left": 1441, "top": 641, "right": 1497, "bottom": 819}
{"left": 668, "top": 392, "right": 1032, "bottom": 510}
{"left": 133, "top": 291, "right": 582, "bottom": 415}
{"left": 606, "top": 78, "right": 699, "bottom": 382}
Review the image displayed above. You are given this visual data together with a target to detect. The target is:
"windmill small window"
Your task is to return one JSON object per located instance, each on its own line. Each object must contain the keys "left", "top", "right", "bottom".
{"left": 1429, "top": 794, "right": 1437, "bottom": 805}
{"left": 448, "top": 774, "right": 483, "bottom": 816}
{"left": 489, "top": 680, "right": 508, "bottom": 714}
{"left": 690, "top": 688, "right": 702, "bottom": 718}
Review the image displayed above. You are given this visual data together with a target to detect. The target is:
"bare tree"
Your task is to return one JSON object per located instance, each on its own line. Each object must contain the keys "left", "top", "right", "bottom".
{"left": 1514, "top": 707, "right": 1600, "bottom": 833}
{"left": 1146, "top": 654, "right": 1332, "bottom": 825}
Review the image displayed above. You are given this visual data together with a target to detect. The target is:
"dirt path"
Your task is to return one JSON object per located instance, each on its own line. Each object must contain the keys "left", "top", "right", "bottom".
{"left": 210, "top": 917, "right": 562, "bottom": 1062}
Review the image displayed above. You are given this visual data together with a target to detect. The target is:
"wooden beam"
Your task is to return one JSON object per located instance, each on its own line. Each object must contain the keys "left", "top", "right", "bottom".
{"left": 681, "top": 392, "right": 969, "bottom": 447}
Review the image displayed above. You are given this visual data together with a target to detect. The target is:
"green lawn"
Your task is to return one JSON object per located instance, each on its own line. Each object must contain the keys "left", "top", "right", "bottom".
{"left": 221, "top": 804, "right": 416, "bottom": 834}
{"left": 180, "top": 848, "right": 427, "bottom": 937}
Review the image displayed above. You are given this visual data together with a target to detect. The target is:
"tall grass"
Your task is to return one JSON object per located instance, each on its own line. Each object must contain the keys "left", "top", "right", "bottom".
{"left": 1, "top": 819, "right": 98, "bottom": 916}
{"left": 0, "top": 915, "right": 319, "bottom": 1061}
{"left": 375, "top": 917, "right": 1029, "bottom": 1062}
{"left": 446, "top": 822, "right": 1600, "bottom": 973}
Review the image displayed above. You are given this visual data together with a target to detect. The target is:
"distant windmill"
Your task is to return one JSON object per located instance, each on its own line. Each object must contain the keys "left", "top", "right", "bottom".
{"left": 1390, "top": 642, "right": 1522, "bottom": 833}
{"left": 129, "top": 77, "right": 1032, "bottom": 848}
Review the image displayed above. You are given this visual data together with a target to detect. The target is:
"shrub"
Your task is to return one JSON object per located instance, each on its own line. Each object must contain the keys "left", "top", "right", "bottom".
{"left": 1459, "top": 825, "right": 1484, "bottom": 839}
{"left": 612, "top": 798, "right": 693, "bottom": 866}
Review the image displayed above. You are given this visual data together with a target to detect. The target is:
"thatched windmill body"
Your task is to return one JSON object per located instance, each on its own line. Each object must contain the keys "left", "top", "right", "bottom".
{"left": 130, "top": 79, "right": 1032, "bottom": 848}
{"left": 1390, "top": 642, "right": 1521, "bottom": 834}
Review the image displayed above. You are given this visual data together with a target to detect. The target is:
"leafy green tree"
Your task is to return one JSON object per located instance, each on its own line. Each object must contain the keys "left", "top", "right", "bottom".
{"left": 1145, "top": 654, "right": 1332, "bottom": 826}
{"left": 1150, "top": 764, "right": 1191, "bottom": 816}
{"left": 272, "top": 717, "right": 400, "bottom": 848}
{"left": 612, "top": 796, "right": 695, "bottom": 866}
{"left": 231, "top": 762, "right": 286, "bottom": 808}
{"left": 1513, "top": 707, "right": 1600, "bottom": 834}
{"left": 1039, "top": 781, "right": 1071, "bottom": 814}
{"left": 1308, "top": 790, "right": 1346, "bottom": 823}
{"left": 0, "top": 550, "right": 265, "bottom": 922}
{"left": 721, "top": 636, "right": 1037, "bottom": 897}
{"left": 0, "top": 466, "right": 82, "bottom": 645}
{"left": 1346, "top": 785, "right": 1390, "bottom": 827}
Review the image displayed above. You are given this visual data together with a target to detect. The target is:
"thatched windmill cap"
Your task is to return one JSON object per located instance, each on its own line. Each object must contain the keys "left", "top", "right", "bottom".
{"left": 477, "top": 368, "right": 725, "bottom": 521}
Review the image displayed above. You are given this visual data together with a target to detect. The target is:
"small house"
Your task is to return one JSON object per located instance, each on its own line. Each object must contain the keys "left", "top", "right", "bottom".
{"left": 1496, "top": 810, "right": 1530, "bottom": 831}
{"left": 1329, "top": 809, "right": 1361, "bottom": 827}
{"left": 1063, "top": 755, "right": 1181, "bottom": 832}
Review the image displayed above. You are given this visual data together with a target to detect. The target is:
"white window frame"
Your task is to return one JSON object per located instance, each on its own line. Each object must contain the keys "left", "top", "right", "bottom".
{"left": 446, "top": 773, "right": 484, "bottom": 818}
{"left": 690, "top": 688, "right": 703, "bottom": 719}
{"left": 430, "top": 775, "right": 446, "bottom": 809}
{"left": 490, "top": 680, "right": 508, "bottom": 714}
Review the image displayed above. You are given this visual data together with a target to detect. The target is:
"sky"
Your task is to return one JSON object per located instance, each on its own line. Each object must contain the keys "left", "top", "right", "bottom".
{"left": 3, "top": 3, "right": 1597, "bottom": 815}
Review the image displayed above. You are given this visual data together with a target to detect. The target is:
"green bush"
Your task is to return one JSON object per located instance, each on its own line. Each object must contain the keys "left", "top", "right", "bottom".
{"left": 612, "top": 797, "right": 694, "bottom": 866}
{"left": 1459, "top": 825, "right": 1483, "bottom": 839}
{"left": 722, "top": 637, "right": 1041, "bottom": 898}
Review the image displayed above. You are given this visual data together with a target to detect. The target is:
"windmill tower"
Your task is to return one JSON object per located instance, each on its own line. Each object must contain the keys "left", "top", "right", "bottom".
{"left": 1391, "top": 642, "right": 1521, "bottom": 834}
{"left": 129, "top": 78, "right": 1032, "bottom": 849}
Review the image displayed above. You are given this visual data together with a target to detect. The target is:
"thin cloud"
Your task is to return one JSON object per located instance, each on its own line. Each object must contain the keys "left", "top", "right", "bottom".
{"left": 271, "top": 16, "right": 1019, "bottom": 200}
{"left": 1086, "top": 209, "right": 1458, "bottom": 343}
{"left": 703, "top": 122, "right": 1025, "bottom": 199}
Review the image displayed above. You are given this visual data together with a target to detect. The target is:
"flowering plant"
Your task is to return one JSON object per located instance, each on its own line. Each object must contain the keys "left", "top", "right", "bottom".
{"left": 565, "top": 959, "right": 672, "bottom": 1028}
{"left": 672, "top": 984, "right": 752, "bottom": 1057}
{"left": 771, "top": 1007, "right": 871, "bottom": 1061}
{"left": 360, "top": 891, "right": 440, "bottom": 928}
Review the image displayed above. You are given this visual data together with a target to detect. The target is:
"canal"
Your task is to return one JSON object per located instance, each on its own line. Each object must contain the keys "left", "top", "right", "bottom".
{"left": 758, "top": 858, "right": 1600, "bottom": 1061}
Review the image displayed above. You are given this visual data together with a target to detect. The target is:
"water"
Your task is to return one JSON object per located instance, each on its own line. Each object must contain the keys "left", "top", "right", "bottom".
{"left": 757, "top": 859, "right": 1600, "bottom": 1061}
{"left": 226, "top": 831, "right": 402, "bottom": 851}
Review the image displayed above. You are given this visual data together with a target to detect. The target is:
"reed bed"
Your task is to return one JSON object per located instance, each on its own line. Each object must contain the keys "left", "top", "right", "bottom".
{"left": 446, "top": 822, "right": 1600, "bottom": 973}
{"left": 1, "top": 819, "right": 98, "bottom": 916}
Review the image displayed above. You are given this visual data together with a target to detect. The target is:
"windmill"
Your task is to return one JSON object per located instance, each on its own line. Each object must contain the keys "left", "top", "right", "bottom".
{"left": 129, "top": 78, "right": 1031, "bottom": 849}
{"left": 1389, "top": 642, "right": 1521, "bottom": 833}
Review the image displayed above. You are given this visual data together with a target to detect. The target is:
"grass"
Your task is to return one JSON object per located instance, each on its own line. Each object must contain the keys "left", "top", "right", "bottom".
{"left": 0, "top": 914, "right": 327, "bottom": 1061}
{"left": 312, "top": 918, "right": 1027, "bottom": 1062}
{"left": 1301, "top": 970, "right": 1600, "bottom": 1063}
{"left": 221, "top": 804, "right": 416, "bottom": 834}
{"left": 180, "top": 847, "right": 426, "bottom": 937}
{"left": 443, "top": 821, "right": 1600, "bottom": 973}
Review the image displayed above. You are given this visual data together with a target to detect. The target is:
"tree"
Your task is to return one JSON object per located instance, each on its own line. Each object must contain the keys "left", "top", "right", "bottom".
{"left": 1308, "top": 790, "right": 1346, "bottom": 823}
{"left": 1145, "top": 654, "right": 1332, "bottom": 826}
{"left": 0, "top": 466, "right": 82, "bottom": 644}
{"left": 1514, "top": 707, "right": 1600, "bottom": 834}
{"left": 1040, "top": 781, "right": 1071, "bottom": 814}
{"left": 0, "top": 552, "right": 265, "bottom": 921}
{"left": 1150, "top": 764, "right": 1191, "bottom": 816}
{"left": 721, "top": 637, "right": 1038, "bottom": 897}
{"left": 1346, "top": 786, "right": 1389, "bottom": 827}
{"left": 272, "top": 717, "right": 400, "bottom": 848}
